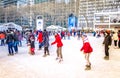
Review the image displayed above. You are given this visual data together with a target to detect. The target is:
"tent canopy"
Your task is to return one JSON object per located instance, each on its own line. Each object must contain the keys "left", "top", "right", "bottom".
{"left": 0, "top": 22, "right": 22, "bottom": 31}
{"left": 46, "top": 25, "right": 66, "bottom": 31}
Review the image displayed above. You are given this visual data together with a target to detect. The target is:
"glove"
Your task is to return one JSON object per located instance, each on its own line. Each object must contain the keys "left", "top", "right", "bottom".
{"left": 51, "top": 43, "right": 53, "bottom": 45}
{"left": 80, "top": 49, "right": 82, "bottom": 52}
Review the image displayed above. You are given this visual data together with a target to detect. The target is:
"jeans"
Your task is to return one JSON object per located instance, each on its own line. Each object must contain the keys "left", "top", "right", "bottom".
{"left": 39, "top": 42, "right": 43, "bottom": 49}
{"left": 18, "top": 40, "right": 22, "bottom": 46}
{"left": 1, "top": 39, "right": 5, "bottom": 46}
{"left": 14, "top": 41, "right": 18, "bottom": 53}
{"left": 8, "top": 42, "right": 14, "bottom": 55}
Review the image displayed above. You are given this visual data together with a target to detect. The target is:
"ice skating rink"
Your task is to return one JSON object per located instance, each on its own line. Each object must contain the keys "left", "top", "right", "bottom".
{"left": 0, "top": 35, "right": 120, "bottom": 78}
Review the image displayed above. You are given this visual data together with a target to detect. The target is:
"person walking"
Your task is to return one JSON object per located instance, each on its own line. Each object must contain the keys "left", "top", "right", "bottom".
{"left": 29, "top": 36, "right": 35, "bottom": 55}
{"left": 51, "top": 33, "right": 63, "bottom": 63}
{"left": 13, "top": 31, "right": 19, "bottom": 54}
{"left": 0, "top": 32, "right": 6, "bottom": 46}
{"left": 118, "top": 30, "right": 120, "bottom": 48}
{"left": 112, "top": 31, "right": 118, "bottom": 48}
{"left": 18, "top": 31, "right": 23, "bottom": 47}
{"left": 80, "top": 34, "right": 93, "bottom": 70}
{"left": 103, "top": 30, "right": 112, "bottom": 60}
{"left": 43, "top": 29, "right": 50, "bottom": 57}
{"left": 27, "top": 30, "right": 35, "bottom": 55}
{"left": 37, "top": 31, "right": 43, "bottom": 50}
{"left": 6, "top": 31, "right": 15, "bottom": 56}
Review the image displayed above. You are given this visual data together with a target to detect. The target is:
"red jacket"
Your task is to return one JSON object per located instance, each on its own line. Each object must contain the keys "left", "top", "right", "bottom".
{"left": 80, "top": 42, "right": 93, "bottom": 53}
{"left": 37, "top": 32, "right": 43, "bottom": 43}
{"left": 51, "top": 34, "right": 63, "bottom": 47}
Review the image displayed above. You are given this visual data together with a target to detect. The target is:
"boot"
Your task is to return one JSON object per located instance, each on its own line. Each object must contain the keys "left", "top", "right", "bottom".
{"left": 86, "top": 63, "right": 91, "bottom": 67}
{"left": 59, "top": 58, "right": 63, "bottom": 63}
{"left": 31, "top": 52, "right": 35, "bottom": 55}
{"left": 85, "top": 65, "right": 91, "bottom": 70}
{"left": 104, "top": 56, "right": 109, "bottom": 60}
{"left": 56, "top": 57, "right": 59, "bottom": 60}
{"left": 43, "top": 54, "right": 47, "bottom": 57}
{"left": 47, "top": 52, "right": 50, "bottom": 56}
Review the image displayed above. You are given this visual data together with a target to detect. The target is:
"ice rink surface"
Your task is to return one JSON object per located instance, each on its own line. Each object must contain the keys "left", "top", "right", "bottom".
{"left": 0, "top": 34, "right": 120, "bottom": 78}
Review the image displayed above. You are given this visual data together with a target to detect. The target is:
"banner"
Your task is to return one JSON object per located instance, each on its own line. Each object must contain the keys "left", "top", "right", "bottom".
{"left": 68, "top": 16, "right": 75, "bottom": 31}
{"left": 36, "top": 19, "right": 43, "bottom": 31}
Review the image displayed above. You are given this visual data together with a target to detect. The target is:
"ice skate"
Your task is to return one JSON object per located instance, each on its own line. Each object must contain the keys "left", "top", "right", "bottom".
{"left": 43, "top": 54, "right": 47, "bottom": 57}
{"left": 47, "top": 52, "right": 50, "bottom": 56}
{"left": 104, "top": 56, "right": 109, "bottom": 60}
{"left": 56, "top": 57, "right": 59, "bottom": 60}
{"left": 85, "top": 65, "right": 91, "bottom": 70}
{"left": 31, "top": 52, "right": 35, "bottom": 55}
{"left": 58, "top": 59, "right": 63, "bottom": 63}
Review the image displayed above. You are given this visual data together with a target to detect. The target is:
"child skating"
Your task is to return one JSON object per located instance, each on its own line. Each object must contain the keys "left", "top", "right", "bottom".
{"left": 27, "top": 36, "right": 35, "bottom": 55}
{"left": 80, "top": 34, "right": 93, "bottom": 70}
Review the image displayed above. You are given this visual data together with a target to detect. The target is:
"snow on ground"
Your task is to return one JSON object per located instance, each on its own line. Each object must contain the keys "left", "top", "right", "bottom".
{"left": 0, "top": 34, "right": 120, "bottom": 78}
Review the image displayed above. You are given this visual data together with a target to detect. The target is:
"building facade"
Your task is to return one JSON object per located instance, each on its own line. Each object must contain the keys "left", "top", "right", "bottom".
{"left": 0, "top": 0, "right": 120, "bottom": 30}
{"left": 78, "top": 0, "right": 120, "bottom": 30}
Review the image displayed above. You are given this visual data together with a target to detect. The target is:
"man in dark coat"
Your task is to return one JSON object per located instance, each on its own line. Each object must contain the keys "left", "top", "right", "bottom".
{"left": 103, "top": 30, "right": 112, "bottom": 60}
{"left": 6, "top": 31, "right": 15, "bottom": 56}
{"left": 43, "top": 29, "right": 49, "bottom": 57}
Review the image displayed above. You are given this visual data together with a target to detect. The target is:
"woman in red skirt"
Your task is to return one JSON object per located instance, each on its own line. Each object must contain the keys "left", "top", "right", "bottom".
{"left": 80, "top": 34, "right": 93, "bottom": 70}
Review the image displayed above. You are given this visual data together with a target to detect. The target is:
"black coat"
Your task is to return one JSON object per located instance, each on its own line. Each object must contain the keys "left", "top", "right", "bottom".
{"left": 103, "top": 34, "right": 112, "bottom": 46}
{"left": 43, "top": 31, "right": 49, "bottom": 47}
{"left": 6, "top": 33, "right": 15, "bottom": 43}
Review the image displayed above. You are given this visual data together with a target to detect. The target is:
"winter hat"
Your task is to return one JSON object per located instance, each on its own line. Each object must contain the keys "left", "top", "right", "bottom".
{"left": 106, "top": 30, "right": 110, "bottom": 34}
{"left": 82, "top": 34, "right": 89, "bottom": 43}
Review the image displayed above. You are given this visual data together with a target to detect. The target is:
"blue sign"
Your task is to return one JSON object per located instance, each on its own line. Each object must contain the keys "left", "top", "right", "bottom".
{"left": 68, "top": 16, "right": 75, "bottom": 31}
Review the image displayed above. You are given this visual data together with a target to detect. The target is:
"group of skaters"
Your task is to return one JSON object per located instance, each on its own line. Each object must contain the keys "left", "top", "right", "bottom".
{"left": 1, "top": 29, "right": 120, "bottom": 70}
{"left": 0, "top": 30, "right": 23, "bottom": 55}
{"left": 0, "top": 29, "right": 92, "bottom": 70}
{"left": 37, "top": 29, "right": 63, "bottom": 62}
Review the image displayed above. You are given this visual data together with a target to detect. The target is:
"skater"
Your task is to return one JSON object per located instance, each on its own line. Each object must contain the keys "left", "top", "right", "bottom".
{"left": 29, "top": 36, "right": 35, "bottom": 55}
{"left": 118, "top": 30, "right": 120, "bottom": 48}
{"left": 37, "top": 31, "right": 43, "bottom": 50}
{"left": 42, "top": 29, "right": 50, "bottom": 57}
{"left": 13, "top": 31, "right": 19, "bottom": 54}
{"left": 0, "top": 32, "right": 6, "bottom": 46}
{"left": 103, "top": 30, "right": 112, "bottom": 60}
{"left": 51, "top": 33, "right": 63, "bottom": 63}
{"left": 27, "top": 30, "right": 35, "bottom": 55}
{"left": 6, "top": 31, "right": 15, "bottom": 56}
{"left": 112, "top": 31, "right": 118, "bottom": 48}
{"left": 80, "top": 34, "right": 93, "bottom": 70}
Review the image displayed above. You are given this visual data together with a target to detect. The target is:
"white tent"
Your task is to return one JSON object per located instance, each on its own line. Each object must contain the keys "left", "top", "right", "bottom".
{"left": 46, "top": 25, "right": 67, "bottom": 31}
{"left": 0, "top": 24, "right": 7, "bottom": 31}
{"left": 0, "top": 22, "right": 22, "bottom": 31}
{"left": 46, "top": 25, "right": 58, "bottom": 30}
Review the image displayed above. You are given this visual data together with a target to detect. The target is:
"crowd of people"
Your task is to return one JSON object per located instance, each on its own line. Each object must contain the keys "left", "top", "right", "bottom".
{"left": 0, "top": 29, "right": 120, "bottom": 70}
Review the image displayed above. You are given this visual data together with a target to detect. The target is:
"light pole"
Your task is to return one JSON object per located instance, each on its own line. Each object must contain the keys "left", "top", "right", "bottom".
{"left": 29, "top": 0, "right": 34, "bottom": 29}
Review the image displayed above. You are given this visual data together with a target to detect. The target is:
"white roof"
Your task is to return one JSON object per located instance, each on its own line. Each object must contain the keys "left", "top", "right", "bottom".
{"left": 0, "top": 22, "right": 22, "bottom": 31}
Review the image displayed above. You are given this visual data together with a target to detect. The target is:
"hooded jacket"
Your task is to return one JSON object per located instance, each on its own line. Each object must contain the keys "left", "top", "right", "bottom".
{"left": 51, "top": 34, "right": 63, "bottom": 47}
